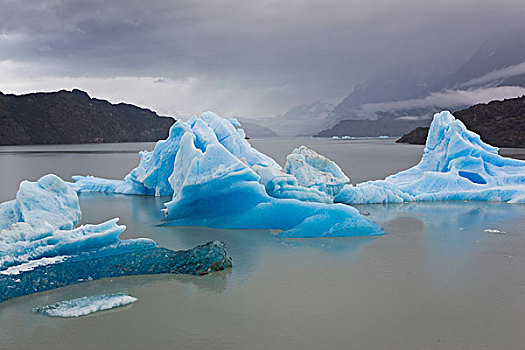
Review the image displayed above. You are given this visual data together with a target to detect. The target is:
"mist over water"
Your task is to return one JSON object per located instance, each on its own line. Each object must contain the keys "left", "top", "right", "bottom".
{"left": 1, "top": 139, "right": 525, "bottom": 349}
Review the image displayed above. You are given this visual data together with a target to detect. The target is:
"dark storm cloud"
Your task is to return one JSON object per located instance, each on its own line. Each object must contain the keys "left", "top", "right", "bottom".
{"left": 1, "top": 0, "right": 524, "bottom": 117}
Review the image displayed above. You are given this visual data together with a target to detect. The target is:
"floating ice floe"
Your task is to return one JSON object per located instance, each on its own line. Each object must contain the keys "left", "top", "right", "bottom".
{"left": 0, "top": 174, "right": 231, "bottom": 302}
{"left": 33, "top": 293, "right": 137, "bottom": 317}
{"left": 74, "top": 112, "right": 383, "bottom": 238}
{"left": 484, "top": 228, "right": 506, "bottom": 234}
{"left": 335, "top": 111, "right": 525, "bottom": 204}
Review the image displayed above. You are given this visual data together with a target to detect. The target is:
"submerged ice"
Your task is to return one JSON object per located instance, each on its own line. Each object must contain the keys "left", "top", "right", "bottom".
{"left": 74, "top": 112, "right": 383, "bottom": 238}
{"left": 335, "top": 111, "right": 525, "bottom": 204}
{"left": 33, "top": 294, "right": 137, "bottom": 318}
{"left": 0, "top": 174, "right": 231, "bottom": 302}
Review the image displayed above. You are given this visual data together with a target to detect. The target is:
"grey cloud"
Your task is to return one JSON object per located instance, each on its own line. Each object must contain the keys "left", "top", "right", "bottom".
{"left": 356, "top": 86, "right": 525, "bottom": 119}
{"left": 460, "top": 61, "right": 525, "bottom": 88}
{"left": 1, "top": 0, "right": 525, "bottom": 117}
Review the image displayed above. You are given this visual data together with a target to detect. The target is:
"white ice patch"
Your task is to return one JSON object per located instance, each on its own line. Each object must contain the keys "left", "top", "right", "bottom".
{"left": 484, "top": 229, "right": 506, "bottom": 234}
{"left": 0, "top": 256, "right": 70, "bottom": 275}
{"left": 32, "top": 293, "right": 137, "bottom": 318}
{"left": 284, "top": 145, "right": 350, "bottom": 197}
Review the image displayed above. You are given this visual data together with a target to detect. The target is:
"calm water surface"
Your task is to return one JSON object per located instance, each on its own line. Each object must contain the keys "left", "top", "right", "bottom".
{"left": 1, "top": 138, "right": 525, "bottom": 350}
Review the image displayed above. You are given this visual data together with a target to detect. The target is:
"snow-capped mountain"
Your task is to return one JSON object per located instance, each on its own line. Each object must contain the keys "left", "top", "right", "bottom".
{"left": 259, "top": 100, "right": 335, "bottom": 137}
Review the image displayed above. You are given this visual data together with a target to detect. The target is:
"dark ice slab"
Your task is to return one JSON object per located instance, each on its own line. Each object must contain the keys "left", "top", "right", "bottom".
{"left": 0, "top": 241, "right": 232, "bottom": 302}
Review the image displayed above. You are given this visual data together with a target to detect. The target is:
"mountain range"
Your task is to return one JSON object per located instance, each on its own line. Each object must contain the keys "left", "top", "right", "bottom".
{"left": 2, "top": 31, "right": 524, "bottom": 143}
{"left": 0, "top": 89, "right": 175, "bottom": 145}
{"left": 253, "top": 30, "right": 525, "bottom": 138}
{"left": 254, "top": 101, "right": 335, "bottom": 137}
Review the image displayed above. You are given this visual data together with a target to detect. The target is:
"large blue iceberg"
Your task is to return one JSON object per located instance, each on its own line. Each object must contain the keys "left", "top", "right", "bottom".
{"left": 0, "top": 174, "right": 231, "bottom": 302}
{"left": 74, "top": 112, "right": 383, "bottom": 238}
{"left": 74, "top": 112, "right": 279, "bottom": 196}
{"left": 335, "top": 111, "right": 525, "bottom": 204}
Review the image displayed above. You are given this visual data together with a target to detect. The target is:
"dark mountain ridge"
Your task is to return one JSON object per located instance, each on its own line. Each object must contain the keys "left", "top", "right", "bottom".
{"left": 0, "top": 89, "right": 175, "bottom": 145}
{"left": 314, "top": 116, "right": 428, "bottom": 138}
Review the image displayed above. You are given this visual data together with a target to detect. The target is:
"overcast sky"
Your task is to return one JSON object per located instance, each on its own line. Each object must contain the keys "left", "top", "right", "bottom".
{"left": 1, "top": 0, "right": 524, "bottom": 119}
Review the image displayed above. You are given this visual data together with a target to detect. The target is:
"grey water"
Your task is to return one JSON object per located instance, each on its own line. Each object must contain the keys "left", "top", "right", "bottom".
{"left": 1, "top": 138, "right": 525, "bottom": 350}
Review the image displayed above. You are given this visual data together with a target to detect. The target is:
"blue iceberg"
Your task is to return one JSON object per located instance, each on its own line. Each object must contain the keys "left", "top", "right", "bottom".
{"left": 74, "top": 112, "right": 383, "bottom": 238}
{"left": 0, "top": 174, "right": 231, "bottom": 302}
{"left": 162, "top": 132, "right": 381, "bottom": 238}
{"left": 33, "top": 293, "right": 137, "bottom": 317}
{"left": 335, "top": 111, "right": 525, "bottom": 204}
{"left": 74, "top": 112, "right": 279, "bottom": 196}
{"left": 0, "top": 174, "right": 133, "bottom": 270}
{"left": 0, "top": 239, "right": 231, "bottom": 302}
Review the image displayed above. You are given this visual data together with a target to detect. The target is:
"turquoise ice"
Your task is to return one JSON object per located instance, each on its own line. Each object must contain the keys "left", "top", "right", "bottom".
{"left": 0, "top": 174, "right": 231, "bottom": 301}
{"left": 74, "top": 112, "right": 383, "bottom": 238}
{"left": 335, "top": 111, "right": 525, "bottom": 204}
{"left": 0, "top": 174, "right": 137, "bottom": 270}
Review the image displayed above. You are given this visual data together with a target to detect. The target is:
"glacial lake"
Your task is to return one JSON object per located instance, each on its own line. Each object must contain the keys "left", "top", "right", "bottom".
{"left": 1, "top": 138, "right": 525, "bottom": 350}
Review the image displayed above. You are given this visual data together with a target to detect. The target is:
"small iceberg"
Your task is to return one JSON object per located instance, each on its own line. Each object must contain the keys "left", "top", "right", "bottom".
{"left": 0, "top": 174, "right": 134, "bottom": 270}
{"left": 0, "top": 174, "right": 231, "bottom": 302}
{"left": 32, "top": 293, "right": 137, "bottom": 318}
{"left": 74, "top": 112, "right": 383, "bottom": 238}
{"left": 284, "top": 145, "right": 349, "bottom": 197}
{"left": 335, "top": 111, "right": 525, "bottom": 204}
